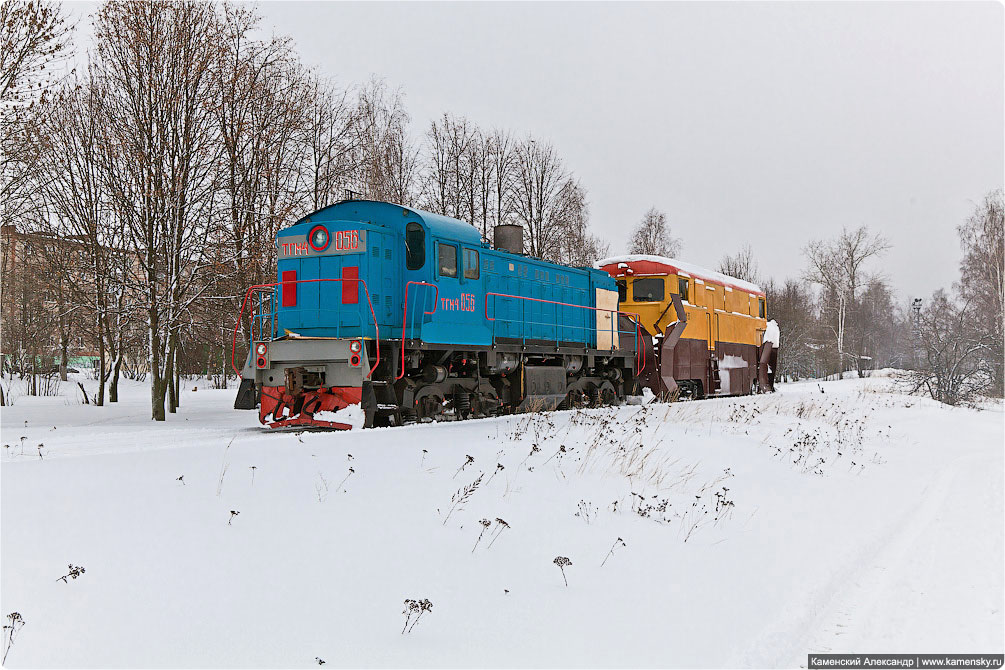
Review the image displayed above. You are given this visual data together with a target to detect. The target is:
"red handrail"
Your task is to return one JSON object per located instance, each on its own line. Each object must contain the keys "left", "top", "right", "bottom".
{"left": 231, "top": 277, "right": 380, "bottom": 379}
{"left": 484, "top": 292, "right": 646, "bottom": 373}
{"left": 396, "top": 281, "right": 439, "bottom": 381}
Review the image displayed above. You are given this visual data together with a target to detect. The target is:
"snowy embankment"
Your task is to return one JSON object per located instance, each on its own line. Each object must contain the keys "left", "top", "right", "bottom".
{"left": 1, "top": 375, "right": 1002, "bottom": 668}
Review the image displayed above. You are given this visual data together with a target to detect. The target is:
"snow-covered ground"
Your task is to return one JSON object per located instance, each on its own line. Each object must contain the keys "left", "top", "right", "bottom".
{"left": 1, "top": 374, "right": 1002, "bottom": 668}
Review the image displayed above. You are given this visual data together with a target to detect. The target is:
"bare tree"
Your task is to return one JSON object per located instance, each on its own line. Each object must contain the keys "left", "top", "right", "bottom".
{"left": 29, "top": 74, "right": 126, "bottom": 402}
{"left": 551, "top": 179, "right": 607, "bottom": 266}
{"left": 718, "top": 243, "right": 759, "bottom": 284}
{"left": 355, "top": 78, "right": 417, "bottom": 204}
{"left": 303, "top": 73, "right": 361, "bottom": 210}
{"left": 423, "top": 113, "right": 478, "bottom": 220}
{"left": 628, "top": 207, "right": 681, "bottom": 257}
{"left": 0, "top": 229, "right": 61, "bottom": 394}
{"left": 94, "top": 0, "right": 221, "bottom": 420}
{"left": 0, "top": 0, "right": 73, "bottom": 216}
{"left": 210, "top": 4, "right": 308, "bottom": 373}
{"left": 956, "top": 190, "right": 1004, "bottom": 395}
{"left": 902, "top": 290, "right": 994, "bottom": 405}
{"left": 762, "top": 278, "right": 819, "bottom": 381}
{"left": 489, "top": 128, "right": 516, "bottom": 228}
{"left": 472, "top": 131, "right": 495, "bottom": 239}
{"left": 512, "top": 137, "right": 568, "bottom": 259}
{"left": 803, "top": 226, "right": 890, "bottom": 376}
{"left": 0, "top": 0, "right": 71, "bottom": 104}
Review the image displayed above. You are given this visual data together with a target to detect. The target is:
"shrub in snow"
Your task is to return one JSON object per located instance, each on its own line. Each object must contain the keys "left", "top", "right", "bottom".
{"left": 56, "top": 564, "right": 85, "bottom": 583}
{"left": 575, "top": 500, "right": 597, "bottom": 524}
{"left": 3, "top": 612, "right": 25, "bottom": 663}
{"left": 176, "top": 475, "right": 185, "bottom": 485}
{"left": 315, "top": 657, "right": 325, "bottom": 665}
{"left": 228, "top": 510, "right": 240, "bottom": 525}
{"left": 553, "top": 556, "right": 572, "bottom": 586}
{"left": 401, "top": 598, "right": 433, "bottom": 634}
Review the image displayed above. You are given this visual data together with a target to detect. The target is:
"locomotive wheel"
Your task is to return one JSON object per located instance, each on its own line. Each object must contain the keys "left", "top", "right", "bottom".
{"left": 599, "top": 380, "right": 617, "bottom": 406}
{"left": 471, "top": 389, "right": 500, "bottom": 418}
{"left": 414, "top": 387, "right": 445, "bottom": 422}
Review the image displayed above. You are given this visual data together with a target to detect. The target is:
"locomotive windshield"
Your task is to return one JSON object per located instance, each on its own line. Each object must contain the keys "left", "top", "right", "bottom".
{"left": 632, "top": 277, "right": 664, "bottom": 302}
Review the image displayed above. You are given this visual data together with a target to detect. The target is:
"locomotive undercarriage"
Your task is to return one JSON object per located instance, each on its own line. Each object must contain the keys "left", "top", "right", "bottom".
{"left": 375, "top": 341, "right": 634, "bottom": 428}
{"left": 243, "top": 337, "right": 637, "bottom": 430}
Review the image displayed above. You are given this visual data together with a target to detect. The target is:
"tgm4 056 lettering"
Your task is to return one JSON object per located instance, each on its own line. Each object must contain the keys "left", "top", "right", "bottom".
{"left": 278, "top": 230, "right": 365, "bottom": 258}
{"left": 441, "top": 293, "right": 477, "bottom": 312}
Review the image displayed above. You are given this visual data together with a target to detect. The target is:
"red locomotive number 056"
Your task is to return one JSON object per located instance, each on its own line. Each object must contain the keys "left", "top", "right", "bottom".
{"left": 334, "top": 230, "right": 360, "bottom": 251}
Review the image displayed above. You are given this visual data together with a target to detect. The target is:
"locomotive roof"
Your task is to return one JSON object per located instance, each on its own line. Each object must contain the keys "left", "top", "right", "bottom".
{"left": 595, "top": 254, "right": 764, "bottom": 296}
{"left": 285, "top": 199, "right": 483, "bottom": 246}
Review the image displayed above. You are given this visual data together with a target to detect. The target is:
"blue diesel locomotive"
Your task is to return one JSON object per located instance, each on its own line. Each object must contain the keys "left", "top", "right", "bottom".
{"left": 233, "top": 199, "right": 643, "bottom": 429}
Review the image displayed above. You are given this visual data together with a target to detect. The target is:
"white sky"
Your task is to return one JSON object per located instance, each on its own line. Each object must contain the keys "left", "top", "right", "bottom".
{"left": 70, "top": 1, "right": 1004, "bottom": 300}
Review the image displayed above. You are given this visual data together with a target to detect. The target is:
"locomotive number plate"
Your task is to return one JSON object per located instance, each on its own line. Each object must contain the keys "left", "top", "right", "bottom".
{"left": 277, "top": 229, "right": 367, "bottom": 259}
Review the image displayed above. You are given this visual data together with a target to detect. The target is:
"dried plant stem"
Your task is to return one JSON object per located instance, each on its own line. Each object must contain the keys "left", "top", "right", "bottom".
{"left": 216, "top": 437, "right": 235, "bottom": 496}
{"left": 442, "top": 473, "right": 482, "bottom": 525}
{"left": 472, "top": 525, "right": 490, "bottom": 553}
{"left": 486, "top": 525, "right": 508, "bottom": 548}
{"left": 406, "top": 611, "right": 425, "bottom": 633}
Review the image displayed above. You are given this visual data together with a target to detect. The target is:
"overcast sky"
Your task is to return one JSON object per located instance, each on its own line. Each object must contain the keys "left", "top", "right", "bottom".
{"left": 73, "top": 1, "right": 1003, "bottom": 300}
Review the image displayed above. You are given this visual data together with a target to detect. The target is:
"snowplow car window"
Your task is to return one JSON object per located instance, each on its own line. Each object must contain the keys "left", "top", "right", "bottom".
{"left": 678, "top": 278, "right": 689, "bottom": 302}
{"left": 633, "top": 278, "right": 664, "bottom": 302}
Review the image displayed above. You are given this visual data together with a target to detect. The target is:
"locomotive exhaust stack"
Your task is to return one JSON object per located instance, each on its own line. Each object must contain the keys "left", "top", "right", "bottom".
{"left": 493, "top": 224, "right": 523, "bottom": 254}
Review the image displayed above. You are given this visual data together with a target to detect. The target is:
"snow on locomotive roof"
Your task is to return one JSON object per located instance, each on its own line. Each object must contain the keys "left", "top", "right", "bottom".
{"left": 594, "top": 254, "right": 764, "bottom": 295}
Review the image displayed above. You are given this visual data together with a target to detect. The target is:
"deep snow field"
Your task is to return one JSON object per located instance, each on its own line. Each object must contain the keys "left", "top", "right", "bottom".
{"left": 1, "top": 373, "right": 1002, "bottom": 668}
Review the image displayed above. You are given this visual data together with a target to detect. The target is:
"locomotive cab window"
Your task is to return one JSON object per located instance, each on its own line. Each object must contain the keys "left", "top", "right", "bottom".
{"left": 405, "top": 223, "right": 425, "bottom": 270}
{"left": 632, "top": 277, "right": 664, "bottom": 302}
{"left": 616, "top": 280, "right": 627, "bottom": 302}
{"left": 438, "top": 242, "right": 458, "bottom": 278}
{"left": 463, "top": 248, "right": 479, "bottom": 280}
{"left": 758, "top": 297, "right": 765, "bottom": 318}
{"left": 678, "top": 278, "right": 690, "bottom": 302}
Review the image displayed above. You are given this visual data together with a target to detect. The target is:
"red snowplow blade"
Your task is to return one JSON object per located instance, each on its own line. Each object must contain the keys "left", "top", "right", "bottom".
{"left": 259, "top": 385, "right": 362, "bottom": 430}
